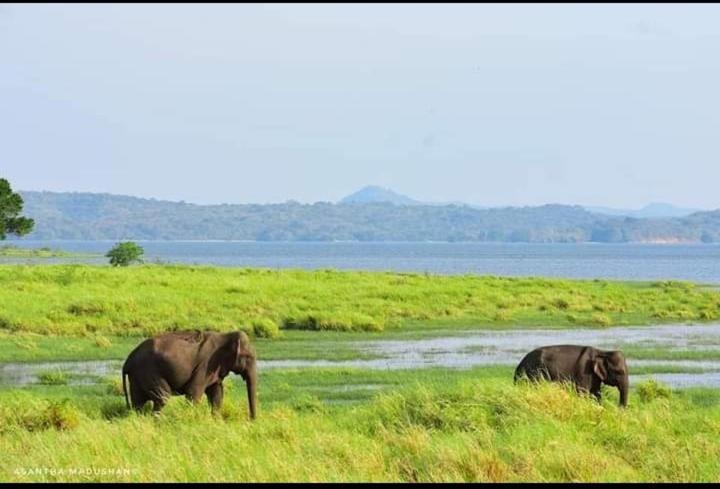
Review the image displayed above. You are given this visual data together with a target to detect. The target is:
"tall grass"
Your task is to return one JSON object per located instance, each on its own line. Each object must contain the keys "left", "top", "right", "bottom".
{"left": 1, "top": 379, "right": 718, "bottom": 482}
{"left": 0, "top": 265, "right": 717, "bottom": 336}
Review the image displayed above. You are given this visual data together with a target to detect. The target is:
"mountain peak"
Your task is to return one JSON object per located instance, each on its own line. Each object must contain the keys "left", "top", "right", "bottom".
{"left": 339, "top": 186, "right": 419, "bottom": 205}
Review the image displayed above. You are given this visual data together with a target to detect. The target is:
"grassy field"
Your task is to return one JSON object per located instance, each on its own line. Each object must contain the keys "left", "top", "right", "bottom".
{"left": 1, "top": 264, "right": 719, "bottom": 337}
{"left": 1, "top": 368, "right": 719, "bottom": 482}
{"left": 1, "top": 263, "right": 719, "bottom": 481}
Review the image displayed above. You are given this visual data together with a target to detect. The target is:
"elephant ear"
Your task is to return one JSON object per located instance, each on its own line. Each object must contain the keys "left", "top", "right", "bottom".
{"left": 237, "top": 331, "right": 254, "bottom": 357}
{"left": 593, "top": 356, "right": 608, "bottom": 381}
{"left": 226, "top": 331, "right": 254, "bottom": 363}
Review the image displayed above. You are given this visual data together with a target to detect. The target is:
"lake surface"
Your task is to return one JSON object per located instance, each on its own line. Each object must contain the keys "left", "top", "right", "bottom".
{"left": 4, "top": 240, "right": 720, "bottom": 283}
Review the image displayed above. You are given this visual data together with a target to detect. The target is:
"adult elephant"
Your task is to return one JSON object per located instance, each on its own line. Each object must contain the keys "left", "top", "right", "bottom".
{"left": 122, "top": 330, "right": 257, "bottom": 419}
{"left": 514, "top": 345, "right": 629, "bottom": 407}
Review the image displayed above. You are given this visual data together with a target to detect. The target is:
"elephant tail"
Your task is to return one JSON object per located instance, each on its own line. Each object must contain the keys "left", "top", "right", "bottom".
{"left": 122, "top": 366, "right": 131, "bottom": 409}
{"left": 513, "top": 360, "right": 526, "bottom": 383}
{"left": 513, "top": 366, "right": 522, "bottom": 383}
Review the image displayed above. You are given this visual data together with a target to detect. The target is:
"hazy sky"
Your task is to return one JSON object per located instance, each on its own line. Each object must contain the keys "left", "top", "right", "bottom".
{"left": 2, "top": 4, "right": 720, "bottom": 208}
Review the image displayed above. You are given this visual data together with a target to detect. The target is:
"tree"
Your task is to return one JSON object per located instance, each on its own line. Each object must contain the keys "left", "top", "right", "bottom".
{"left": 106, "top": 241, "right": 144, "bottom": 267}
{"left": 0, "top": 178, "right": 34, "bottom": 240}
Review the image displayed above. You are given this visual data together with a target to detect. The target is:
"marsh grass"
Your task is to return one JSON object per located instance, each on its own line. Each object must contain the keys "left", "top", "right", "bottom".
{"left": 1, "top": 376, "right": 718, "bottom": 482}
{"left": 0, "top": 264, "right": 718, "bottom": 337}
{"left": 37, "top": 371, "right": 69, "bottom": 386}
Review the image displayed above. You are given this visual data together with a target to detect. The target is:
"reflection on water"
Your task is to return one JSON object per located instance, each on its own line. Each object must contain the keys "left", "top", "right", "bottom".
{"left": 0, "top": 360, "right": 123, "bottom": 386}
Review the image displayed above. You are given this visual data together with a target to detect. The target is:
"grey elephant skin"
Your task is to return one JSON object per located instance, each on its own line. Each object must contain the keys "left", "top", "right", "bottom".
{"left": 514, "top": 345, "right": 629, "bottom": 407}
{"left": 122, "top": 330, "right": 257, "bottom": 418}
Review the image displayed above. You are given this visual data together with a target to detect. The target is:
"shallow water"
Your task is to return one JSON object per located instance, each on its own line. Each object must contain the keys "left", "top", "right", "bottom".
{"left": 0, "top": 360, "right": 123, "bottom": 387}
{"left": 2, "top": 323, "right": 720, "bottom": 388}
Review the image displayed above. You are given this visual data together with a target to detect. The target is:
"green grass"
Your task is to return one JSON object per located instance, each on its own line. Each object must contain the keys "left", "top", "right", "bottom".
{"left": 628, "top": 365, "right": 714, "bottom": 375}
{"left": 2, "top": 263, "right": 718, "bottom": 481}
{"left": 0, "top": 264, "right": 719, "bottom": 337}
{"left": 0, "top": 330, "right": 386, "bottom": 363}
{"left": 0, "top": 366, "right": 515, "bottom": 414}
{"left": 1, "top": 372, "right": 718, "bottom": 482}
{"left": 0, "top": 332, "right": 140, "bottom": 363}
{"left": 36, "top": 371, "right": 70, "bottom": 386}
{"left": 622, "top": 347, "right": 720, "bottom": 361}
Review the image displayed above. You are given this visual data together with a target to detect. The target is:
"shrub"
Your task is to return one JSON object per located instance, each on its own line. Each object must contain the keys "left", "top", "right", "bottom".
{"left": 0, "top": 316, "right": 13, "bottom": 330}
{"left": 105, "top": 377, "right": 125, "bottom": 396}
{"left": 635, "top": 379, "right": 672, "bottom": 403}
{"left": 590, "top": 313, "right": 612, "bottom": 327}
{"left": 252, "top": 318, "right": 281, "bottom": 338}
{"left": 0, "top": 398, "right": 81, "bottom": 432}
{"left": 94, "top": 335, "right": 113, "bottom": 348}
{"left": 67, "top": 301, "right": 107, "bottom": 316}
{"left": 290, "top": 394, "right": 326, "bottom": 414}
{"left": 37, "top": 370, "right": 69, "bottom": 385}
{"left": 106, "top": 241, "right": 144, "bottom": 267}
{"left": 39, "top": 400, "right": 81, "bottom": 431}
{"left": 283, "top": 312, "right": 384, "bottom": 332}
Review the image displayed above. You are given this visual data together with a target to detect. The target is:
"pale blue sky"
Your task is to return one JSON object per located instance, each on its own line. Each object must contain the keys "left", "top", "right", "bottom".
{"left": 2, "top": 4, "right": 720, "bottom": 208}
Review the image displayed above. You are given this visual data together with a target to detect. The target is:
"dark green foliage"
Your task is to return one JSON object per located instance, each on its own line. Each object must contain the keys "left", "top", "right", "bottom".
{"left": 105, "top": 241, "right": 144, "bottom": 267}
{"left": 0, "top": 178, "right": 34, "bottom": 240}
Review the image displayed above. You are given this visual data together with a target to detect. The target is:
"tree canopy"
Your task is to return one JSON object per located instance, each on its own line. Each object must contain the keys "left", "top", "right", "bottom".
{"left": 0, "top": 178, "right": 34, "bottom": 240}
{"left": 106, "top": 241, "right": 145, "bottom": 267}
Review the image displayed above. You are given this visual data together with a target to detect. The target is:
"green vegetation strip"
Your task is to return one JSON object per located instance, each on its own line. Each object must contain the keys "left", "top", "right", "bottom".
{"left": 0, "top": 369, "right": 718, "bottom": 482}
{"left": 0, "top": 246, "right": 69, "bottom": 258}
{"left": 1, "top": 264, "right": 719, "bottom": 337}
{"left": 0, "top": 245, "right": 100, "bottom": 259}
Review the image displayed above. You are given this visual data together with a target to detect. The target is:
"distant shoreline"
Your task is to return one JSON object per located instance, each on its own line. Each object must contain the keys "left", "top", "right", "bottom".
{"left": 6, "top": 239, "right": 720, "bottom": 245}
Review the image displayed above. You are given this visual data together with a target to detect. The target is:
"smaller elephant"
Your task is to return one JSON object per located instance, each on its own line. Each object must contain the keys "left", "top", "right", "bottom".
{"left": 122, "top": 330, "right": 257, "bottom": 418}
{"left": 514, "top": 345, "right": 629, "bottom": 407}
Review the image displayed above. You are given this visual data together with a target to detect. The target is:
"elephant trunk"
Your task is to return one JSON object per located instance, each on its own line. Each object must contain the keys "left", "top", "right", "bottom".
{"left": 246, "top": 362, "right": 257, "bottom": 420}
{"left": 618, "top": 379, "right": 629, "bottom": 408}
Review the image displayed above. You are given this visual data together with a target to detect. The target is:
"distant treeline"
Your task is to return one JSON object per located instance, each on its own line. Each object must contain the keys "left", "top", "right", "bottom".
{"left": 15, "top": 191, "right": 720, "bottom": 243}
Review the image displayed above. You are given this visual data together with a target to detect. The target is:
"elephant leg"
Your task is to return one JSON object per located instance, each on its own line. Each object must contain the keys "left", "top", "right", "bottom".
{"left": 185, "top": 382, "right": 207, "bottom": 405}
{"left": 147, "top": 379, "right": 171, "bottom": 413}
{"left": 206, "top": 383, "right": 224, "bottom": 414}
{"left": 130, "top": 382, "right": 150, "bottom": 411}
{"left": 151, "top": 395, "right": 168, "bottom": 413}
{"left": 590, "top": 376, "right": 603, "bottom": 403}
{"left": 574, "top": 382, "right": 591, "bottom": 398}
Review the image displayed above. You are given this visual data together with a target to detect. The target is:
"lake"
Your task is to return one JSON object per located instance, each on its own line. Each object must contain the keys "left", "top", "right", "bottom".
{"left": 4, "top": 240, "right": 720, "bottom": 284}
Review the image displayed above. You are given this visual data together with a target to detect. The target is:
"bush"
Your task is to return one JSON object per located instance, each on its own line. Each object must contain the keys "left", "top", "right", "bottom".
{"left": 0, "top": 398, "right": 81, "bottom": 433}
{"left": 105, "top": 377, "right": 125, "bottom": 396}
{"left": 290, "top": 394, "right": 326, "bottom": 414}
{"left": 106, "top": 241, "right": 144, "bottom": 267}
{"left": 37, "top": 370, "right": 69, "bottom": 385}
{"left": 590, "top": 313, "right": 612, "bottom": 327}
{"left": 252, "top": 319, "right": 281, "bottom": 339}
{"left": 67, "top": 301, "right": 107, "bottom": 316}
{"left": 283, "top": 312, "right": 384, "bottom": 332}
{"left": 635, "top": 379, "right": 672, "bottom": 403}
{"left": 94, "top": 335, "right": 113, "bottom": 348}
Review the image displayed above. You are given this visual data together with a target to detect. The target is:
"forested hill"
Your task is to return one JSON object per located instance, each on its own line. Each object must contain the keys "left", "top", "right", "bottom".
{"left": 15, "top": 190, "right": 720, "bottom": 243}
